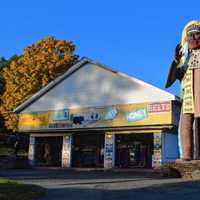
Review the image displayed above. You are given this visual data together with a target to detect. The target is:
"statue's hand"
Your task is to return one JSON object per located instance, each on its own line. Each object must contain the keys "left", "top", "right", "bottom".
{"left": 177, "top": 67, "right": 185, "bottom": 81}
{"left": 174, "top": 44, "right": 182, "bottom": 63}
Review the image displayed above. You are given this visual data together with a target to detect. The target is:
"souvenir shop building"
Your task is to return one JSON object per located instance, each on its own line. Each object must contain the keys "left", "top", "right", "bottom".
{"left": 14, "top": 58, "right": 180, "bottom": 169}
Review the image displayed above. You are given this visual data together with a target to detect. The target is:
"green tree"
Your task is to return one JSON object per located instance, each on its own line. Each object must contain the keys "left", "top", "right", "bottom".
{"left": 0, "top": 57, "right": 7, "bottom": 95}
{"left": 0, "top": 37, "right": 78, "bottom": 131}
{"left": 0, "top": 56, "right": 19, "bottom": 95}
{"left": 0, "top": 56, "right": 19, "bottom": 131}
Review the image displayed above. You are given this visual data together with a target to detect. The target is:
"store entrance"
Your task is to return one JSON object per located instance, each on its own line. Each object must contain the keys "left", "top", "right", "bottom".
{"left": 116, "top": 133, "right": 153, "bottom": 168}
{"left": 35, "top": 137, "right": 63, "bottom": 167}
{"left": 72, "top": 133, "right": 104, "bottom": 168}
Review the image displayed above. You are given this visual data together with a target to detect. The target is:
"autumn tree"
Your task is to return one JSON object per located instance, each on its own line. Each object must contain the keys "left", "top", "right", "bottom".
{"left": 0, "top": 37, "right": 78, "bottom": 131}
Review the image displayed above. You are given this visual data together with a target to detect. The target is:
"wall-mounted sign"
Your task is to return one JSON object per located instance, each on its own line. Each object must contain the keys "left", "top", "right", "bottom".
{"left": 148, "top": 102, "right": 171, "bottom": 113}
{"left": 104, "top": 107, "right": 118, "bottom": 120}
{"left": 50, "top": 109, "right": 70, "bottom": 121}
{"left": 19, "top": 101, "right": 173, "bottom": 131}
{"left": 126, "top": 108, "right": 147, "bottom": 122}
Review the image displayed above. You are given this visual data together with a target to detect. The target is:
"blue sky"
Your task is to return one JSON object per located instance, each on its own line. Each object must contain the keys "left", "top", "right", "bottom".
{"left": 1, "top": 0, "right": 200, "bottom": 96}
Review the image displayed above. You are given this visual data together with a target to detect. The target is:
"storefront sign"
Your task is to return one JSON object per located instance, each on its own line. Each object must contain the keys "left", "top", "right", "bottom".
{"left": 148, "top": 102, "right": 171, "bottom": 113}
{"left": 104, "top": 107, "right": 118, "bottom": 120}
{"left": 19, "top": 101, "right": 174, "bottom": 131}
{"left": 126, "top": 108, "right": 147, "bottom": 122}
{"left": 51, "top": 109, "right": 70, "bottom": 121}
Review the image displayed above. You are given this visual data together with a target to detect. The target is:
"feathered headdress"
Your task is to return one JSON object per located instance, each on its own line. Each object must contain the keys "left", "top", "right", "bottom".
{"left": 178, "top": 20, "right": 200, "bottom": 69}
{"left": 181, "top": 20, "right": 200, "bottom": 47}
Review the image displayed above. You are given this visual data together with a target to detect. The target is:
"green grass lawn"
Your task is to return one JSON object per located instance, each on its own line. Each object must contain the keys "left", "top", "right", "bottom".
{"left": 0, "top": 177, "right": 46, "bottom": 200}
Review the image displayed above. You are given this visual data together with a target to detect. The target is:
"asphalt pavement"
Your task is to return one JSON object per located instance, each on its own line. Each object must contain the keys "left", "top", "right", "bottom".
{"left": 1, "top": 168, "right": 200, "bottom": 200}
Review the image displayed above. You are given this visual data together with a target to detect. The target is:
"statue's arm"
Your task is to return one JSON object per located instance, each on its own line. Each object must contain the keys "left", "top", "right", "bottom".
{"left": 165, "top": 44, "right": 183, "bottom": 88}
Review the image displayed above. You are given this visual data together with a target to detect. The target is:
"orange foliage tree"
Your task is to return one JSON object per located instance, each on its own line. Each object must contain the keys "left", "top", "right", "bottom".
{"left": 0, "top": 37, "right": 78, "bottom": 131}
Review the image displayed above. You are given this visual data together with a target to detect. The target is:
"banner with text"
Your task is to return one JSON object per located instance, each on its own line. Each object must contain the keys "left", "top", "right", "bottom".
{"left": 19, "top": 101, "right": 174, "bottom": 131}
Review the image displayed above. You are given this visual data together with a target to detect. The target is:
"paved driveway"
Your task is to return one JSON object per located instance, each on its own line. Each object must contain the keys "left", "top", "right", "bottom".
{"left": 1, "top": 169, "right": 200, "bottom": 200}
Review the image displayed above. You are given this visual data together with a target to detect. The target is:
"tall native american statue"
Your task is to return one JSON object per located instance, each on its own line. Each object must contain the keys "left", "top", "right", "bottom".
{"left": 166, "top": 20, "right": 200, "bottom": 161}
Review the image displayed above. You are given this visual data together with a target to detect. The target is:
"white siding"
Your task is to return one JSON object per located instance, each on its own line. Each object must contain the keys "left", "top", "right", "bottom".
{"left": 23, "top": 63, "right": 176, "bottom": 112}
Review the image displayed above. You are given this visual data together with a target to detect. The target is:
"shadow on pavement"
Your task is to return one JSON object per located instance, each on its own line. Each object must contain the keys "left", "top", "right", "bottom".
{"left": 39, "top": 181, "right": 200, "bottom": 200}
{"left": 0, "top": 168, "right": 163, "bottom": 181}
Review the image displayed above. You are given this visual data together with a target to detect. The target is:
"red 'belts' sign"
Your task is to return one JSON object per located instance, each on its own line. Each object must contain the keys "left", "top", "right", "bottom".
{"left": 148, "top": 102, "right": 171, "bottom": 113}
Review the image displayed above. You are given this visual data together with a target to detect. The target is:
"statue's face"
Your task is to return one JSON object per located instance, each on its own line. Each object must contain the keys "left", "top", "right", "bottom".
{"left": 188, "top": 31, "right": 200, "bottom": 49}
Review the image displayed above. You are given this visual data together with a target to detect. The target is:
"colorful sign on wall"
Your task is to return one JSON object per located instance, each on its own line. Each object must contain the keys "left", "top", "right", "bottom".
{"left": 18, "top": 101, "right": 174, "bottom": 131}
{"left": 28, "top": 136, "right": 35, "bottom": 166}
{"left": 62, "top": 135, "right": 72, "bottom": 168}
{"left": 152, "top": 133, "right": 162, "bottom": 168}
{"left": 104, "top": 134, "right": 115, "bottom": 168}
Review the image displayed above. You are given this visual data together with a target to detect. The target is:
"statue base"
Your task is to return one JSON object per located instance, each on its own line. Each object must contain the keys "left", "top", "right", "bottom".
{"left": 175, "top": 159, "right": 200, "bottom": 164}
{"left": 162, "top": 159, "right": 200, "bottom": 179}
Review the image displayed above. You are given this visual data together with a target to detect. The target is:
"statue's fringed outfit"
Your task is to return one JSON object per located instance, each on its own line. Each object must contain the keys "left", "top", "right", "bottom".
{"left": 180, "top": 49, "right": 200, "bottom": 159}
{"left": 182, "top": 49, "right": 200, "bottom": 116}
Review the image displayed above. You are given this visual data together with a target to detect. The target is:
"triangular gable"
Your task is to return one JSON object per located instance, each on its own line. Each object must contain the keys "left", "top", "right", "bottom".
{"left": 14, "top": 58, "right": 177, "bottom": 113}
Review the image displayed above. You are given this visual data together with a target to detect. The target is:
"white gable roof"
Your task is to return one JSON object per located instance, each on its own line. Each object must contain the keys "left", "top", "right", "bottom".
{"left": 14, "top": 57, "right": 178, "bottom": 113}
